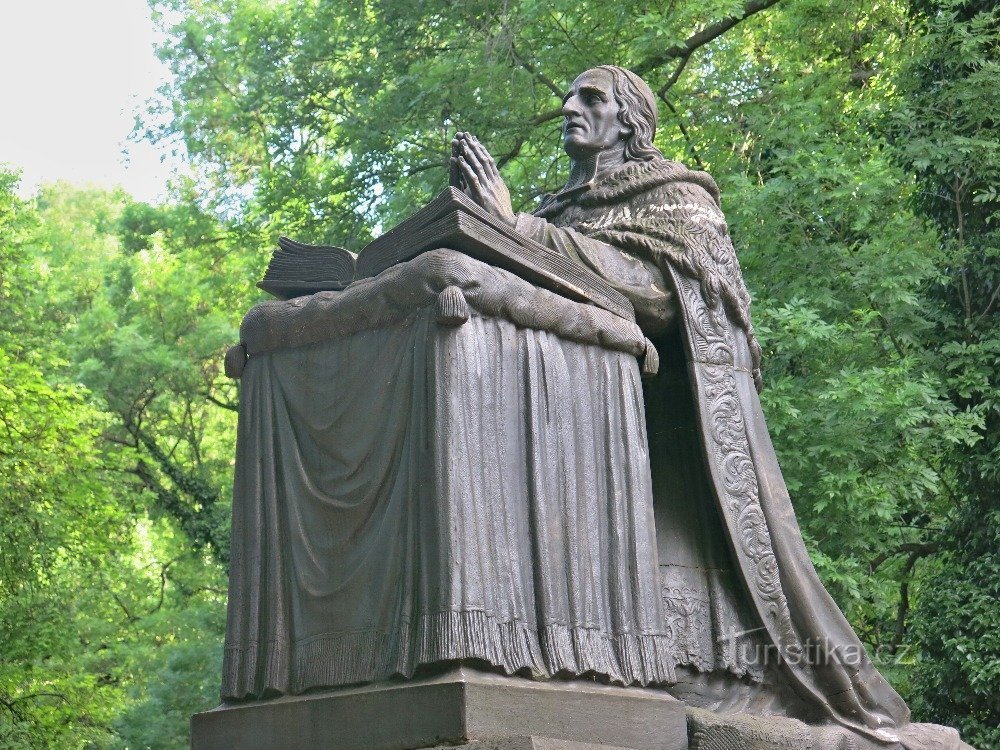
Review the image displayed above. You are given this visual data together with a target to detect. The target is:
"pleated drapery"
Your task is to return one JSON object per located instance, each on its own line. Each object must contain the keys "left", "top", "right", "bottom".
{"left": 222, "top": 254, "right": 674, "bottom": 700}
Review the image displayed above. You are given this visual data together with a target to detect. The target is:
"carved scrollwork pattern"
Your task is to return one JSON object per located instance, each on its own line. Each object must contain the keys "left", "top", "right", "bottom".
{"left": 670, "top": 268, "right": 800, "bottom": 651}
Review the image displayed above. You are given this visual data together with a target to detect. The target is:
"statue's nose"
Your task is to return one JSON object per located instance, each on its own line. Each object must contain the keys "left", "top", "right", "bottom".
{"left": 561, "top": 97, "right": 580, "bottom": 117}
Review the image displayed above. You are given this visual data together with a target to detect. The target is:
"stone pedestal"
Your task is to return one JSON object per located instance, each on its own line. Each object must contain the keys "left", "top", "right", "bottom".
{"left": 190, "top": 667, "right": 688, "bottom": 750}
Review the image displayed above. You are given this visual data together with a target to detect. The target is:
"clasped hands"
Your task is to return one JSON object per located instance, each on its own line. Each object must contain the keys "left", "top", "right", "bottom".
{"left": 450, "top": 132, "right": 516, "bottom": 227}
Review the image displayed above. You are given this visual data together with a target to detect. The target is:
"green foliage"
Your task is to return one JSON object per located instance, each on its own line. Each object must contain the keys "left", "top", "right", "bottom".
{"left": 0, "top": 349, "right": 124, "bottom": 750}
{"left": 907, "top": 510, "right": 1000, "bottom": 749}
{"left": 30, "top": 185, "right": 248, "bottom": 566}
{"left": 140, "top": 0, "right": 996, "bottom": 740}
{"left": 882, "top": 1, "right": 1000, "bottom": 743}
{"left": 0, "top": 171, "right": 230, "bottom": 749}
{"left": 0, "top": 174, "right": 124, "bottom": 748}
{"left": 108, "top": 598, "right": 225, "bottom": 750}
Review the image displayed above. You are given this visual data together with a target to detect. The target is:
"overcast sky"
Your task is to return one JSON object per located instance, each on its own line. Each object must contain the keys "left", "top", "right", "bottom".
{"left": 0, "top": 0, "right": 182, "bottom": 203}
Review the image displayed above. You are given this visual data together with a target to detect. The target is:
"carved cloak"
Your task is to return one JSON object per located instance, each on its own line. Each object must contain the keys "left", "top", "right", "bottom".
{"left": 515, "top": 158, "right": 912, "bottom": 744}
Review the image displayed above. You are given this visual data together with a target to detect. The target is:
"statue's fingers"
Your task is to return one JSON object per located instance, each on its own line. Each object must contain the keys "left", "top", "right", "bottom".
{"left": 449, "top": 156, "right": 463, "bottom": 188}
{"left": 466, "top": 137, "right": 499, "bottom": 179}
{"left": 461, "top": 151, "right": 490, "bottom": 188}
{"left": 458, "top": 157, "right": 482, "bottom": 197}
{"left": 457, "top": 155, "right": 474, "bottom": 177}
{"left": 469, "top": 136, "right": 498, "bottom": 173}
{"left": 458, "top": 139, "right": 487, "bottom": 174}
{"left": 454, "top": 134, "right": 475, "bottom": 160}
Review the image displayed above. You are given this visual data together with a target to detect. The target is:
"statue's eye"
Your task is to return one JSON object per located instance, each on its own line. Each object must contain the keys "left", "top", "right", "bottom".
{"left": 586, "top": 94, "right": 602, "bottom": 104}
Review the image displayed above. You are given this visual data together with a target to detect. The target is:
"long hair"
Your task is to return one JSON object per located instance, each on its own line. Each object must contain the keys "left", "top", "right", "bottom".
{"left": 597, "top": 65, "right": 663, "bottom": 162}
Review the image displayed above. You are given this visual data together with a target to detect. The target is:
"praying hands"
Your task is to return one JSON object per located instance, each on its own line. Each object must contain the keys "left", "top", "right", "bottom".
{"left": 450, "top": 132, "right": 516, "bottom": 227}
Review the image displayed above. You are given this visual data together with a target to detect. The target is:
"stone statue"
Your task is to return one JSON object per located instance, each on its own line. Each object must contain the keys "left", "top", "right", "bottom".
{"left": 449, "top": 66, "right": 969, "bottom": 749}
{"left": 200, "top": 65, "right": 972, "bottom": 750}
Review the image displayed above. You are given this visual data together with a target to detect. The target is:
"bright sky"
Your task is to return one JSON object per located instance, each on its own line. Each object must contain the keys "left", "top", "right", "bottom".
{"left": 0, "top": 0, "right": 182, "bottom": 203}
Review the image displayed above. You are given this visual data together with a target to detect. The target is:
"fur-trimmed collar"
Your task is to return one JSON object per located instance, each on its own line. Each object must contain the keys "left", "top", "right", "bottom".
{"left": 581, "top": 158, "right": 721, "bottom": 205}
{"left": 536, "top": 158, "right": 721, "bottom": 218}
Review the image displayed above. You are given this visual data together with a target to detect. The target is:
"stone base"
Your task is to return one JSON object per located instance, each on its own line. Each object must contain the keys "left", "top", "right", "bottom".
{"left": 190, "top": 667, "right": 688, "bottom": 750}
{"left": 426, "top": 739, "right": 645, "bottom": 749}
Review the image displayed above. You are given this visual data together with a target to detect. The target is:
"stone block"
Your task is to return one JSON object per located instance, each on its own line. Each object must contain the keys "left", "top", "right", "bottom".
{"left": 190, "top": 667, "right": 688, "bottom": 750}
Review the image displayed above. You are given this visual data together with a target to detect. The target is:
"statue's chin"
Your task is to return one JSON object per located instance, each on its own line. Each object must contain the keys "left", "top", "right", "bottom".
{"left": 562, "top": 135, "right": 599, "bottom": 161}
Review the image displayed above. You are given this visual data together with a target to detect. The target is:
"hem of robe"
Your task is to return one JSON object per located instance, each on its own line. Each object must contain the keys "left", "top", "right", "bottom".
{"left": 222, "top": 610, "right": 681, "bottom": 700}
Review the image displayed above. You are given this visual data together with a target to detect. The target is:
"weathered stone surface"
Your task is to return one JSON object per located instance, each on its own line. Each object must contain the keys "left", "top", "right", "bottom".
{"left": 222, "top": 277, "right": 669, "bottom": 701}
{"left": 685, "top": 707, "right": 974, "bottom": 750}
{"left": 191, "top": 667, "right": 688, "bottom": 750}
{"left": 426, "top": 738, "right": 639, "bottom": 750}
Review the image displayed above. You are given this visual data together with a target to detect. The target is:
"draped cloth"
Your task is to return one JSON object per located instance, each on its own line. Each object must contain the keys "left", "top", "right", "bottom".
{"left": 221, "top": 250, "right": 677, "bottom": 700}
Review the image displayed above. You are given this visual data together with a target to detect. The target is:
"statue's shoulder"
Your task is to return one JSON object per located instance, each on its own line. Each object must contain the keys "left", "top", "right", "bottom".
{"left": 582, "top": 158, "right": 722, "bottom": 210}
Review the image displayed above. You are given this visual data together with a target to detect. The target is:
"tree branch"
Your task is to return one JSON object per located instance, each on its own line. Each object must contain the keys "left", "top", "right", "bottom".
{"left": 403, "top": 160, "right": 446, "bottom": 178}
{"left": 110, "top": 591, "right": 138, "bottom": 624}
{"left": 498, "top": 0, "right": 786, "bottom": 171}
{"left": 870, "top": 301, "right": 908, "bottom": 359}
{"left": 148, "top": 558, "right": 178, "bottom": 617}
{"left": 495, "top": 108, "right": 564, "bottom": 168}
{"left": 184, "top": 32, "right": 272, "bottom": 165}
{"left": 9, "top": 692, "right": 68, "bottom": 705}
{"left": 634, "top": 0, "right": 784, "bottom": 78}
{"left": 131, "top": 437, "right": 228, "bottom": 566}
{"left": 657, "top": 54, "right": 695, "bottom": 99}
{"left": 659, "top": 97, "right": 705, "bottom": 168}
{"left": 0, "top": 695, "right": 24, "bottom": 720}
{"left": 869, "top": 541, "right": 938, "bottom": 574}
{"left": 203, "top": 391, "right": 238, "bottom": 412}
{"left": 888, "top": 549, "right": 923, "bottom": 653}
{"left": 510, "top": 46, "right": 564, "bottom": 98}
{"left": 179, "top": 584, "right": 228, "bottom": 597}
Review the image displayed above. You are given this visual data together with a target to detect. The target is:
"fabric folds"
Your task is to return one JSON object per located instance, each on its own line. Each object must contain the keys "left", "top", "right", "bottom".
{"left": 222, "top": 257, "right": 673, "bottom": 700}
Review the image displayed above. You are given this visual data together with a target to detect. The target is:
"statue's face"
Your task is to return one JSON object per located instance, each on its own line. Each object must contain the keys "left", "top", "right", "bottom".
{"left": 561, "top": 68, "right": 626, "bottom": 159}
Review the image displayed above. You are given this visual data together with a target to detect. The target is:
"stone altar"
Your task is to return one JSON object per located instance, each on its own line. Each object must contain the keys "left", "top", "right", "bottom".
{"left": 193, "top": 66, "right": 973, "bottom": 750}
{"left": 221, "top": 250, "right": 672, "bottom": 694}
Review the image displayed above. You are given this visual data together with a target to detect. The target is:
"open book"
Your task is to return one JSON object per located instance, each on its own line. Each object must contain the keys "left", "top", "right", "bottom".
{"left": 259, "top": 187, "right": 633, "bottom": 321}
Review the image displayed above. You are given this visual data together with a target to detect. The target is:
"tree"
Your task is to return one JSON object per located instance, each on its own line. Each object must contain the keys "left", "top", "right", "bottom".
{"left": 0, "top": 172, "right": 126, "bottom": 749}
{"left": 884, "top": 1, "right": 1000, "bottom": 744}
{"left": 0, "top": 173, "right": 231, "bottom": 749}
{"left": 27, "top": 184, "right": 248, "bottom": 566}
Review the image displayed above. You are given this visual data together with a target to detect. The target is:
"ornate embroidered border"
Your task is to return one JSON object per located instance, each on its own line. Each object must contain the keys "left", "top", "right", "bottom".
{"left": 669, "top": 268, "right": 799, "bottom": 651}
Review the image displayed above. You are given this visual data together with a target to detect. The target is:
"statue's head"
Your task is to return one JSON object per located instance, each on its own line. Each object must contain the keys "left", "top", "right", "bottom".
{"left": 561, "top": 66, "right": 662, "bottom": 162}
